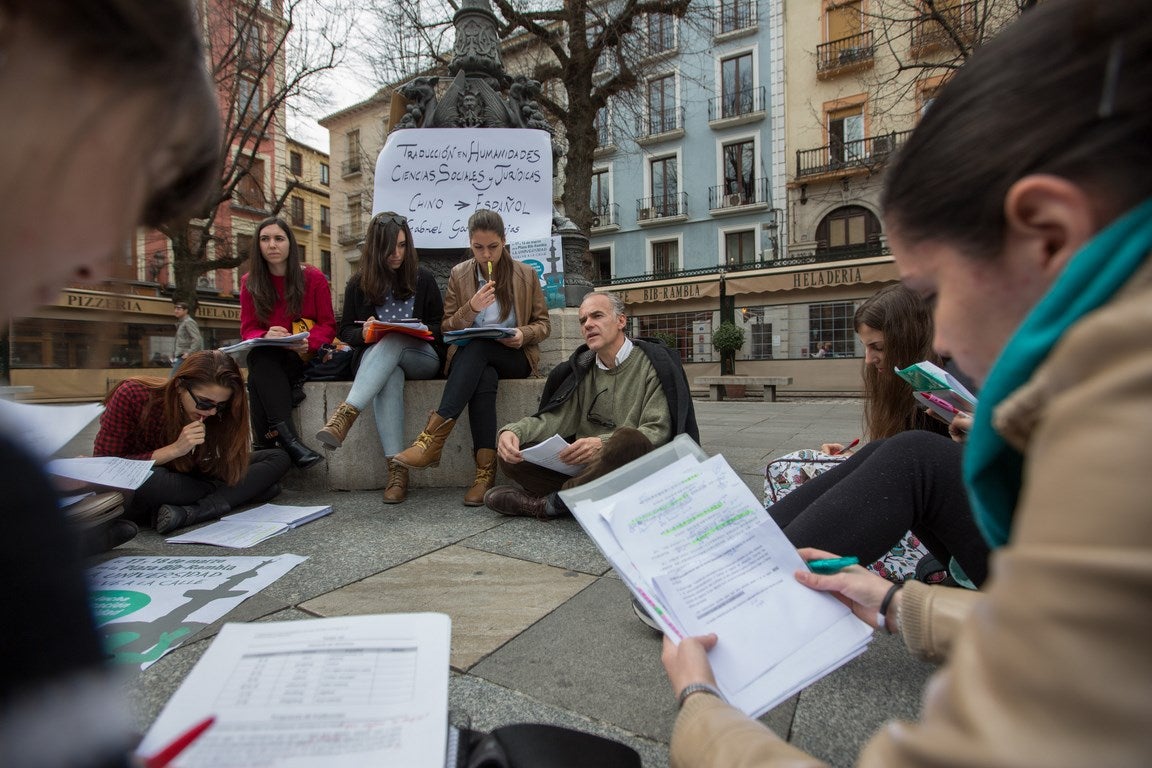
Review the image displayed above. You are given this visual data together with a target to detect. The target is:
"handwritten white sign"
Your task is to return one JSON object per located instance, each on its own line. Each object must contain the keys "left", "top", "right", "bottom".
{"left": 373, "top": 128, "right": 554, "bottom": 249}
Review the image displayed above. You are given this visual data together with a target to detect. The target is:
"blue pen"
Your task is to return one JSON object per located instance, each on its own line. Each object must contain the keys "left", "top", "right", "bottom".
{"left": 806, "top": 556, "right": 860, "bottom": 574}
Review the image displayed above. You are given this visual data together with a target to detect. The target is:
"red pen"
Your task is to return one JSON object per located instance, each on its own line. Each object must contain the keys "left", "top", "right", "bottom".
{"left": 144, "top": 716, "right": 215, "bottom": 768}
{"left": 831, "top": 438, "right": 860, "bottom": 455}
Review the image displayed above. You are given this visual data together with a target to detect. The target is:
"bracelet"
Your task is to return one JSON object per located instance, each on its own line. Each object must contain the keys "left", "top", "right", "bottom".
{"left": 677, "top": 682, "right": 724, "bottom": 709}
{"left": 877, "top": 582, "right": 904, "bottom": 634}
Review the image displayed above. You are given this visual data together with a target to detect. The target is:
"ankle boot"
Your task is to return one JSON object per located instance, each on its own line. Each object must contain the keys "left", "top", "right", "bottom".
{"left": 464, "top": 448, "right": 498, "bottom": 506}
{"left": 382, "top": 460, "right": 409, "bottom": 504}
{"left": 316, "top": 402, "right": 360, "bottom": 449}
{"left": 154, "top": 494, "right": 232, "bottom": 534}
{"left": 272, "top": 419, "right": 323, "bottom": 469}
{"left": 392, "top": 412, "right": 456, "bottom": 469}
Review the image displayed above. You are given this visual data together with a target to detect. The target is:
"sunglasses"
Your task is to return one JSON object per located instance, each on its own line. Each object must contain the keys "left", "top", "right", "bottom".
{"left": 186, "top": 387, "right": 229, "bottom": 413}
{"left": 372, "top": 212, "right": 408, "bottom": 228}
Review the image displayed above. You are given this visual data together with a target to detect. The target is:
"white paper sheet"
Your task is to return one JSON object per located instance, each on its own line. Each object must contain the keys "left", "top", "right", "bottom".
{"left": 166, "top": 520, "right": 293, "bottom": 548}
{"left": 47, "top": 456, "right": 154, "bottom": 489}
{"left": 0, "top": 400, "right": 103, "bottom": 459}
{"left": 136, "top": 614, "right": 451, "bottom": 768}
{"left": 519, "top": 434, "right": 585, "bottom": 476}
{"left": 219, "top": 331, "right": 309, "bottom": 354}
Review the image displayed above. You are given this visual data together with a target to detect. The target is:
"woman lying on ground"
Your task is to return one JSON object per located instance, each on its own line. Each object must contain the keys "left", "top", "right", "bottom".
{"left": 94, "top": 350, "right": 290, "bottom": 533}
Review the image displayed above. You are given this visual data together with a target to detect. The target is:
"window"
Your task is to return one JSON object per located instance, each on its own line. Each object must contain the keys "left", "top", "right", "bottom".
{"left": 590, "top": 169, "right": 610, "bottom": 218}
{"left": 720, "top": 53, "right": 755, "bottom": 118}
{"left": 828, "top": 105, "right": 864, "bottom": 164}
{"left": 647, "top": 75, "right": 677, "bottom": 134}
{"left": 237, "top": 77, "right": 262, "bottom": 121}
{"left": 722, "top": 139, "right": 755, "bottom": 201}
{"left": 320, "top": 249, "right": 332, "bottom": 280}
{"left": 652, "top": 240, "right": 679, "bottom": 274}
{"left": 748, "top": 323, "right": 774, "bottom": 359}
{"left": 289, "top": 151, "right": 303, "bottom": 175}
{"left": 298, "top": 245, "right": 307, "bottom": 264}
{"left": 650, "top": 155, "right": 679, "bottom": 216}
{"left": 238, "top": 16, "right": 262, "bottom": 68}
{"left": 724, "top": 230, "right": 756, "bottom": 266}
{"left": 320, "top": 205, "right": 331, "bottom": 235}
{"left": 290, "top": 196, "right": 305, "bottom": 227}
{"left": 809, "top": 301, "right": 856, "bottom": 357}
{"left": 590, "top": 248, "right": 612, "bottom": 282}
{"left": 718, "top": 0, "right": 754, "bottom": 34}
{"left": 347, "top": 193, "right": 363, "bottom": 234}
{"left": 344, "top": 130, "right": 361, "bottom": 174}
{"left": 646, "top": 13, "right": 676, "bottom": 55}
{"left": 632, "top": 311, "right": 713, "bottom": 362}
{"left": 236, "top": 233, "right": 253, "bottom": 261}
{"left": 235, "top": 156, "right": 266, "bottom": 210}
{"left": 320, "top": 163, "right": 330, "bottom": 186}
{"left": 594, "top": 107, "right": 612, "bottom": 148}
{"left": 816, "top": 205, "right": 881, "bottom": 251}
{"left": 825, "top": 1, "right": 862, "bottom": 42}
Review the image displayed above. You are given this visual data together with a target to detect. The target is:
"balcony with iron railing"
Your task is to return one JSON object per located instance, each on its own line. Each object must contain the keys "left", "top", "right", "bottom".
{"left": 715, "top": 0, "right": 757, "bottom": 38}
{"left": 708, "top": 177, "right": 771, "bottom": 214}
{"left": 910, "top": 1, "right": 978, "bottom": 54}
{"left": 590, "top": 202, "right": 620, "bottom": 231}
{"left": 636, "top": 106, "right": 685, "bottom": 144}
{"left": 795, "top": 130, "right": 911, "bottom": 180}
{"left": 708, "top": 85, "right": 766, "bottom": 127}
{"left": 593, "top": 242, "right": 891, "bottom": 287}
{"left": 341, "top": 157, "right": 362, "bottom": 177}
{"left": 289, "top": 213, "right": 313, "bottom": 231}
{"left": 817, "top": 30, "right": 875, "bottom": 77}
{"left": 337, "top": 222, "right": 363, "bottom": 246}
{"left": 636, "top": 192, "right": 688, "bottom": 224}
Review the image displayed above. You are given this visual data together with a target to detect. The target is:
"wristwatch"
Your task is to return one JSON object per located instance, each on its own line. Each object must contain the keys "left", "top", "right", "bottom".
{"left": 677, "top": 682, "right": 724, "bottom": 708}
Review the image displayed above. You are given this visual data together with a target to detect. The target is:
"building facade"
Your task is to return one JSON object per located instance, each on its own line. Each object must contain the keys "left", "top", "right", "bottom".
{"left": 286, "top": 138, "right": 334, "bottom": 284}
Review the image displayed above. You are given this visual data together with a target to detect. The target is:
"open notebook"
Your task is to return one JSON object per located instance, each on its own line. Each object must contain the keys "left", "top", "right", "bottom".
{"left": 166, "top": 503, "right": 332, "bottom": 548}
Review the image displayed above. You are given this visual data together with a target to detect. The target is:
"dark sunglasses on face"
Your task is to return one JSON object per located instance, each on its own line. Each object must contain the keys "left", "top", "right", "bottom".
{"left": 187, "top": 388, "right": 229, "bottom": 413}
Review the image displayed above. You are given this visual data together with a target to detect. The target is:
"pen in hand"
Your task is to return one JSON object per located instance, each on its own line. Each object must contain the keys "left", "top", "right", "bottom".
{"left": 143, "top": 715, "right": 215, "bottom": 768}
{"left": 806, "top": 556, "right": 860, "bottom": 574}
{"left": 830, "top": 438, "right": 860, "bottom": 455}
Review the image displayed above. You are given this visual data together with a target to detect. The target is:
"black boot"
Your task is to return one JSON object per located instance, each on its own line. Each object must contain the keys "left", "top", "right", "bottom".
{"left": 154, "top": 494, "right": 232, "bottom": 534}
{"left": 272, "top": 419, "right": 322, "bottom": 469}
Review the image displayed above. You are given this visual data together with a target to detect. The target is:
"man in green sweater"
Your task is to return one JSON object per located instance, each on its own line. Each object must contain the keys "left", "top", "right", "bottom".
{"left": 485, "top": 291, "right": 697, "bottom": 519}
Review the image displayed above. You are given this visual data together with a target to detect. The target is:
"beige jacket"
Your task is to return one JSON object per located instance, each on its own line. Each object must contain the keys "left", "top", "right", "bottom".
{"left": 442, "top": 257, "right": 551, "bottom": 375}
{"left": 671, "top": 256, "right": 1152, "bottom": 767}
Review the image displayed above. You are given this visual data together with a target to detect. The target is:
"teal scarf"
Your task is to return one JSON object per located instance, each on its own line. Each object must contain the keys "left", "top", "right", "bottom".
{"left": 965, "top": 197, "right": 1152, "bottom": 548}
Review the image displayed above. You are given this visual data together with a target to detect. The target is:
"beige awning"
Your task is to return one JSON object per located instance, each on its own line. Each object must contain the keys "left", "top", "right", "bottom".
{"left": 725, "top": 262, "right": 898, "bottom": 295}
{"left": 606, "top": 277, "right": 721, "bottom": 306}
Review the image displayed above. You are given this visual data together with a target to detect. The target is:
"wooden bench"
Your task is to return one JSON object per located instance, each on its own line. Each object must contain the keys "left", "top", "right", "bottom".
{"left": 693, "top": 375, "right": 793, "bottom": 402}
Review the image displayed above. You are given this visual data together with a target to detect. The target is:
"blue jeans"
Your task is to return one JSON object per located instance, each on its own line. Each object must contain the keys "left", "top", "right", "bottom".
{"left": 345, "top": 335, "right": 440, "bottom": 455}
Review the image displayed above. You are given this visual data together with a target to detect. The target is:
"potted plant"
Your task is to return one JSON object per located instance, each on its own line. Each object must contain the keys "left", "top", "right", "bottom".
{"left": 651, "top": 330, "right": 678, "bottom": 349}
{"left": 711, "top": 321, "right": 746, "bottom": 398}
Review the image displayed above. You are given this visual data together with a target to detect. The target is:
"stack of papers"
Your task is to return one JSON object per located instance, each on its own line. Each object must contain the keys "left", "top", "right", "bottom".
{"left": 167, "top": 503, "right": 332, "bottom": 548}
{"left": 895, "top": 361, "right": 978, "bottom": 422}
{"left": 362, "top": 318, "right": 433, "bottom": 343}
{"left": 519, "top": 434, "right": 584, "bottom": 476}
{"left": 48, "top": 456, "right": 154, "bottom": 489}
{"left": 219, "top": 331, "right": 309, "bottom": 354}
{"left": 443, "top": 327, "right": 515, "bottom": 346}
{"left": 559, "top": 435, "right": 872, "bottom": 716}
{"left": 137, "top": 614, "right": 451, "bottom": 768}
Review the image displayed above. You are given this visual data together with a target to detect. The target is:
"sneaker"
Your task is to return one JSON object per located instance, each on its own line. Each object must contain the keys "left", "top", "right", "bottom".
{"left": 631, "top": 597, "right": 661, "bottom": 632}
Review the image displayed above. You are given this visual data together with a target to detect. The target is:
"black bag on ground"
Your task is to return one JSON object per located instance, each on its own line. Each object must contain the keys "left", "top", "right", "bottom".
{"left": 459, "top": 723, "right": 641, "bottom": 768}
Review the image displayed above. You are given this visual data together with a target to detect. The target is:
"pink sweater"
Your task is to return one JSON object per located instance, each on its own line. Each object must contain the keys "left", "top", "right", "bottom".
{"left": 240, "top": 265, "right": 336, "bottom": 353}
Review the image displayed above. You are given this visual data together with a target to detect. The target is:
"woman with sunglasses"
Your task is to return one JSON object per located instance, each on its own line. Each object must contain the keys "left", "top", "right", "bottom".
{"left": 93, "top": 351, "right": 290, "bottom": 533}
{"left": 240, "top": 216, "right": 337, "bottom": 468}
{"left": 314, "top": 212, "right": 444, "bottom": 503}
{"left": 394, "top": 209, "right": 551, "bottom": 505}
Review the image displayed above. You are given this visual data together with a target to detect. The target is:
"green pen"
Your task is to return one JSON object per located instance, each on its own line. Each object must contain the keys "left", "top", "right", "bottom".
{"left": 806, "top": 556, "right": 860, "bottom": 574}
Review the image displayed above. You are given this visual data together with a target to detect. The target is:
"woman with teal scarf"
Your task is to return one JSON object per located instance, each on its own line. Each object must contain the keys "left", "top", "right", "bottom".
{"left": 661, "top": 1, "right": 1152, "bottom": 765}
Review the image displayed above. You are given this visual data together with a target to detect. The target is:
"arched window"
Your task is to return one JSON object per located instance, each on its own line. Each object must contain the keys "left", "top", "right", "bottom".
{"left": 815, "top": 205, "right": 882, "bottom": 252}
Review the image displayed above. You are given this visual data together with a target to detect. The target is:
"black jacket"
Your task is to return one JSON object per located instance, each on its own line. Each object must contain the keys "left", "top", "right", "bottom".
{"left": 538, "top": 338, "right": 699, "bottom": 443}
{"left": 336, "top": 267, "right": 445, "bottom": 373}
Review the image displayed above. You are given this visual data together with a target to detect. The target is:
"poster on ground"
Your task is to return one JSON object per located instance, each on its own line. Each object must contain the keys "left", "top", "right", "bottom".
{"left": 88, "top": 554, "right": 306, "bottom": 669}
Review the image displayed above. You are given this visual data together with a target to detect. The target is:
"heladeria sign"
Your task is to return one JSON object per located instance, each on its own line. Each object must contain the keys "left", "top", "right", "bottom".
{"left": 373, "top": 128, "right": 554, "bottom": 249}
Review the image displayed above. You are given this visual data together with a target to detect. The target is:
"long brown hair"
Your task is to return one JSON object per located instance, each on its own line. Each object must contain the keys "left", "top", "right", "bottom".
{"left": 244, "top": 217, "right": 304, "bottom": 321}
{"left": 468, "top": 209, "right": 515, "bottom": 322}
{"left": 105, "top": 350, "right": 250, "bottom": 485}
{"left": 854, "top": 284, "right": 940, "bottom": 440}
{"left": 358, "top": 211, "right": 418, "bottom": 303}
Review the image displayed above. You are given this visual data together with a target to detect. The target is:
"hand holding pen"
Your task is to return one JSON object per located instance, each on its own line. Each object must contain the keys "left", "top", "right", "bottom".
{"left": 820, "top": 437, "right": 860, "bottom": 455}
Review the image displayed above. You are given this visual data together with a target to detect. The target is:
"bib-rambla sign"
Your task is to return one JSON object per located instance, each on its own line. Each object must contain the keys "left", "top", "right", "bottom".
{"left": 373, "top": 128, "right": 554, "bottom": 249}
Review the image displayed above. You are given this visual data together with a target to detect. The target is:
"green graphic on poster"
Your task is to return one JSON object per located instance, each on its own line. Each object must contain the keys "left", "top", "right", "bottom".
{"left": 91, "top": 590, "right": 150, "bottom": 623}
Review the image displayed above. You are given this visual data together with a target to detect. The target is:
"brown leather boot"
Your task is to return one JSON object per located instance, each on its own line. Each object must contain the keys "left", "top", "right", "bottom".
{"left": 463, "top": 448, "right": 497, "bottom": 506}
{"left": 382, "top": 460, "right": 408, "bottom": 504}
{"left": 315, "top": 401, "right": 361, "bottom": 449}
{"left": 392, "top": 412, "right": 456, "bottom": 469}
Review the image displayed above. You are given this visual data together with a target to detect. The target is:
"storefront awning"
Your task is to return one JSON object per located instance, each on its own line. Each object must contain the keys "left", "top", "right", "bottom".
{"left": 725, "top": 261, "right": 898, "bottom": 296}
{"left": 605, "top": 277, "right": 721, "bottom": 306}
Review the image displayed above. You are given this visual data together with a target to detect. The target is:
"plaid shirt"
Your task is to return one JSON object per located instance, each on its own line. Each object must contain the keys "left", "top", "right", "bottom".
{"left": 93, "top": 380, "right": 169, "bottom": 461}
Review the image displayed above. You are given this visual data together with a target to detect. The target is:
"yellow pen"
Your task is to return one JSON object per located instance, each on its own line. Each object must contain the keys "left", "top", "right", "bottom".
{"left": 487, "top": 261, "right": 493, "bottom": 282}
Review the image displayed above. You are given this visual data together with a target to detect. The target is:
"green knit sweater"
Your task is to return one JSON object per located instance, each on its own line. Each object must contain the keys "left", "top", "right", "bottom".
{"left": 504, "top": 349, "right": 671, "bottom": 448}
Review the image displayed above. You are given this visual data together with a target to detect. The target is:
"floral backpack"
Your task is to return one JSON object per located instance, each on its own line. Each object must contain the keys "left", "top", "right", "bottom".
{"left": 763, "top": 448, "right": 931, "bottom": 582}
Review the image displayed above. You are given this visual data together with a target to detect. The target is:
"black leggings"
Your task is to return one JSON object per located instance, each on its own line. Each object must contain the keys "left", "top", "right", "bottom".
{"left": 768, "top": 431, "right": 990, "bottom": 586}
{"left": 437, "top": 340, "right": 531, "bottom": 452}
{"left": 124, "top": 448, "right": 291, "bottom": 526}
{"left": 246, "top": 346, "right": 304, "bottom": 440}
